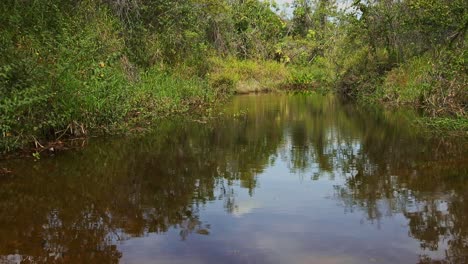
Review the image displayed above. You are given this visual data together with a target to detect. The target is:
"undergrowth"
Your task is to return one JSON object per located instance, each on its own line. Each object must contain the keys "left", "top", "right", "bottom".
{"left": 0, "top": 1, "right": 219, "bottom": 153}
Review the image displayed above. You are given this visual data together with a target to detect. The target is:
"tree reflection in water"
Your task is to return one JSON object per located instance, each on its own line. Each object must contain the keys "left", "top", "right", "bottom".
{"left": 0, "top": 94, "right": 466, "bottom": 263}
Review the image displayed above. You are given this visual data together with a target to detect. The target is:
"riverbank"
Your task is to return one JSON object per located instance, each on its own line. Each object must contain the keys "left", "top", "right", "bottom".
{"left": 1, "top": 55, "right": 299, "bottom": 156}
{"left": 2, "top": 0, "right": 466, "bottom": 155}
{"left": 0, "top": 65, "right": 216, "bottom": 154}
{"left": 0, "top": 0, "right": 285, "bottom": 155}
{"left": 334, "top": 49, "right": 467, "bottom": 133}
{"left": 2, "top": 62, "right": 466, "bottom": 157}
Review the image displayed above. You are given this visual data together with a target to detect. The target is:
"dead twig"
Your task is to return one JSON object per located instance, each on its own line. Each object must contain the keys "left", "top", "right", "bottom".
{"left": 32, "top": 136, "right": 44, "bottom": 149}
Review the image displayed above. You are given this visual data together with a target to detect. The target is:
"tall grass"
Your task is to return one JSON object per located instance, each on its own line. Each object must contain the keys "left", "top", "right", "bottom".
{"left": 208, "top": 57, "right": 289, "bottom": 94}
{"left": 375, "top": 49, "right": 467, "bottom": 118}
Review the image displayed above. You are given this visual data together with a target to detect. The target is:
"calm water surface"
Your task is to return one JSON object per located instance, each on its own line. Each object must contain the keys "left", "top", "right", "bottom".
{"left": 0, "top": 94, "right": 467, "bottom": 264}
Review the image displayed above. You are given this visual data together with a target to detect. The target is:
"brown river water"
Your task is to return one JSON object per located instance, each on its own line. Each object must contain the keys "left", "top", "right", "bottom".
{"left": 0, "top": 94, "right": 467, "bottom": 264}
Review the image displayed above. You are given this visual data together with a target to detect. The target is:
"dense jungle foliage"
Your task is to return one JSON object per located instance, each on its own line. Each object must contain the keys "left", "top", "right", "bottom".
{"left": 0, "top": 0, "right": 467, "bottom": 153}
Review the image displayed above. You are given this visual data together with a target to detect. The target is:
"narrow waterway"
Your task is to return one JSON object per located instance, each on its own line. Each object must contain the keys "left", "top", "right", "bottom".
{"left": 1, "top": 94, "right": 467, "bottom": 264}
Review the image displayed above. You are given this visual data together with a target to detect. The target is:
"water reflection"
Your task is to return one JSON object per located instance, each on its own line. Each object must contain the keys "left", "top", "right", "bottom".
{"left": 0, "top": 94, "right": 466, "bottom": 263}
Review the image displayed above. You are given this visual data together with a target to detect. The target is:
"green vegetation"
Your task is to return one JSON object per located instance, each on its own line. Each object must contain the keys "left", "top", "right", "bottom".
{"left": 208, "top": 57, "right": 289, "bottom": 94}
{"left": 0, "top": 0, "right": 289, "bottom": 152}
{"left": 1, "top": 0, "right": 466, "bottom": 153}
{"left": 286, "top": 0, "right": 467, "bottom": 130}
{"left": 325, "top": 1, "right": 466, "bottom": 118}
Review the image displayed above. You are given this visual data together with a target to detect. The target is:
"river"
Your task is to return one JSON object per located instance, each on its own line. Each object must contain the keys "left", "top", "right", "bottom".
{"left": 0, "top": 94, "right": 467, "bottom": 264}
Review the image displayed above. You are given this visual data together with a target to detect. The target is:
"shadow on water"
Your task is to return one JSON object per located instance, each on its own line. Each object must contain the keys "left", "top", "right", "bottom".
{"left": 0, "top": 94, "right": 466, "bottom": 263}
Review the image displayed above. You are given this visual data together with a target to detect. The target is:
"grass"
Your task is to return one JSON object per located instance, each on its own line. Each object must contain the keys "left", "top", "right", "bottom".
{"left": 207, "top": 56, "right": 333, "bottom": 94}
{"left": 417, "top": 117, "right": 468, "bottom": 133}
{"left": 208, "top": 57, "right": 290, "bottom": 94}
{"left": 371, "top": 50, "right": 464, "bottom": 115}
{"left": 378, "top": 56, "right": 433, "bottom": 105}
{"left": 285, "top": 62, "right": 334, "bottom": 92}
